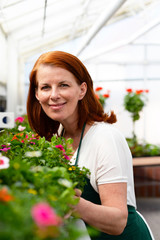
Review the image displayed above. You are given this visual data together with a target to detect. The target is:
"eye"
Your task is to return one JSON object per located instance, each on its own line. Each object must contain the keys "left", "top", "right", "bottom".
{"left": 60, "top": 83, "right": 69, "bottom": 88}
{"left": 41, "top": 85, "right": 50, "bottom": 90}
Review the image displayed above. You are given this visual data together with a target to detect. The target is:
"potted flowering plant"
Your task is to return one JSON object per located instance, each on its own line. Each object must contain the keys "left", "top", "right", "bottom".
{"left": 0, "top": 116, "right": 91, "bottom": 240}
{"left": 124, "top": 89, "right": 160, "bottom": 157}
{"left": 124, "top": 88, "right": 149, "bottom": 138}
{"left": 95, "top": 87, "right": 110, "bottom": 108}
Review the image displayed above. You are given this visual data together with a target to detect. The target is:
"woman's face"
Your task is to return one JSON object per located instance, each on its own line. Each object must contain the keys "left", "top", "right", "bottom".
{"left": 35, "top": 64, "right": 87, "bottom": 125}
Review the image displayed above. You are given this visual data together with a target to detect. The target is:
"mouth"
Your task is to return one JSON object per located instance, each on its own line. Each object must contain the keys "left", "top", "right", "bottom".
{"left": 49, "top": 102, "right": 66, "bottom": 110}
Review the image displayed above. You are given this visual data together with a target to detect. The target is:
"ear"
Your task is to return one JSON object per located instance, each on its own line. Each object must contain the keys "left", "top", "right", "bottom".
{"left": 35, "top": 88, "right": 40, "bottom": 101}
{"left": 79, "top": 82, "right": 87, "bottom": 100}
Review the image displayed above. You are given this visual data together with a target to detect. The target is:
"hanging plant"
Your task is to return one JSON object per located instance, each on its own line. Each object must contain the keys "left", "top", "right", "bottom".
{"left": 124, "top": 88, "right": 149, "bottom": 145}
{"left": 124, "top": 89, "right": 149, "bottom": 121}
{"left": 124, "top": 88, "right": 149, "bottom": 138}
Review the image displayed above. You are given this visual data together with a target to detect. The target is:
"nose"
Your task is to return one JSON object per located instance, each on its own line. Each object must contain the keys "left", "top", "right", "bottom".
{"left": 50, "top": 87, "right": 60, "bottom": 100}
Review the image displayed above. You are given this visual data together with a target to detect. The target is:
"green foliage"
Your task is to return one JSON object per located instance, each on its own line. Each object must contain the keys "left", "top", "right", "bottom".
{"left": 126, "top": 137, "right": 160, "bottom": 157}
{"left": 0, "top": 115, "right": 90, "bottom": 240}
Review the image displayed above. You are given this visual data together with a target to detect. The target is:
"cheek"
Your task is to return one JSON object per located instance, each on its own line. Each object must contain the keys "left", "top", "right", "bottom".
{"left": 37, "top": 92, "right": 49, "bottom": 101}
{"left": 68, "top": 88, "right": 81, "bottom": 100}
{"left": 67, "top": 92, "right": 80, "bottom": 104}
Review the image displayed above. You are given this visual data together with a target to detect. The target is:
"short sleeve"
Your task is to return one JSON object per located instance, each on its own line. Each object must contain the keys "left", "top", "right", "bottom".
{"left": 95, "top": 125, "right": 130, "bottom": 185}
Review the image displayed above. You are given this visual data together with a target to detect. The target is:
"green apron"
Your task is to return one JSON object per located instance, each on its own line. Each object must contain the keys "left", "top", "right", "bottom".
{"left": 75, "top": 123, "right": 153, "bottom": 240}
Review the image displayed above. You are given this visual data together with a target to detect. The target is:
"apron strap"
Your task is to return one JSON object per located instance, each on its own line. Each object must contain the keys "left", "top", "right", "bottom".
{"left": 74, "top": 122, "right": 86, "bottom": 166}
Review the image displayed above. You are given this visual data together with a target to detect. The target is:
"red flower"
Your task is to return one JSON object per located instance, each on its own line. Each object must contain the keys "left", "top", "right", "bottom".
{"left": 145, "top": 89, "right": 149, "bottom": 93}
{"left": 135, "top": 90, "right": 143, "bottom": 95}
{"left": 95, "top": 87, "right": 103, "bottom": 92}
{"left": 126, "top": 88, "right": 132, "bottom": 93}
{"left": 0, "top": 187, "right": 14, "bottom": 202}
{"left": 103, "top": 94, "right": 110, "bottom": 98}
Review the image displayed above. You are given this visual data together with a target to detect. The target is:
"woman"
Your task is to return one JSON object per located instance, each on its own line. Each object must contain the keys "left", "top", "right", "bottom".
{"left": 27, "top": 50, "right": 154, "bottom": 239}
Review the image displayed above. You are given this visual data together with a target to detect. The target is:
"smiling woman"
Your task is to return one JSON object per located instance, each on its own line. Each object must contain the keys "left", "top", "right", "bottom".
{"left": 27, "top": 51, "right": 154, "bottom": 240}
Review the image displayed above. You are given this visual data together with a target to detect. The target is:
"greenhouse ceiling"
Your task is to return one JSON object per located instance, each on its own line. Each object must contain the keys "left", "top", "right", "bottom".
{"left": 0, "top": 0, "right": 160, "bottom": 59}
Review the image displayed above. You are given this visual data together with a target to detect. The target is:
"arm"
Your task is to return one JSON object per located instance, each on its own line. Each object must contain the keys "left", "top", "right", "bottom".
{"left": 74, "top": 182, "right": 128, "bottom": 235}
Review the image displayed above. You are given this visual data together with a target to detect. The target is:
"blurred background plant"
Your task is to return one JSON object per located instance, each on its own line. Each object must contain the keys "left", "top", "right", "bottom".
{"left": 124, "top": 88, "right": 149, "bottom": 138}
{"left": 95, "top": 87, "right": 110, "bottom": 108}
{"left": 0, "top": 115, "right": 91, "bottom": 240}
{"left": 124, "top": 88, "right": 160, "bottom": 157}
{"left": 126, "top": 137, "right": 160, "bottom": 157}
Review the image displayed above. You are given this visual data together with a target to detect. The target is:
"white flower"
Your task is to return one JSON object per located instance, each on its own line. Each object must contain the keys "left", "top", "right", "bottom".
{"left": 0, "top": 156, "right": 10, "bottom": 169}
{"left": 58, "top": 178, "right": 72, "bottom": 188}
{"left": 18, "top": 125, "right": 26, "bottom": 131}
{"left": 25, "top": 151, "right": 42, "bottom": 158}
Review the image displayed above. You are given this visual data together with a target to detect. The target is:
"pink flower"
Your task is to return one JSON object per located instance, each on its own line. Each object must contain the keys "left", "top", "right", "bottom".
{"left": 145, "top": 89, "right": 149, "bottom": 93}
{"left": 15, "top": 116, "right": 24, "bottom": 123}
{"left": 0, "top": 147, "right": 11, "bottom": 152}
{"left": 31, "top": 202, "right": 61, "bottom": 227}
{"left": 63, "top": 154, "right": 70, "bottom": 160}
{"left": 55, "top": 145, "right": 65, "bottom": 152}
{"left": 18, "top": 125, "right": 26, "bottom": 131}
{"left": 0, "top": 155, "right": 10, "bottom": 169}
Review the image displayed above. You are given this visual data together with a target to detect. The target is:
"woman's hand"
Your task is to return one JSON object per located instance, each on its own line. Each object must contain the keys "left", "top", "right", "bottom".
{"left": 74, "top": 188, "right": 82, "bottom": 197}
{"left": 64, "top": 188, "right": 82, "bottom": 219}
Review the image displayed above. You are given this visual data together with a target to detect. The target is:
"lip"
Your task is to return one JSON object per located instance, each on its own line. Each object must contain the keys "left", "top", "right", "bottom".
{"left": 49, "top": 102, "right": 66, "bottom": 110}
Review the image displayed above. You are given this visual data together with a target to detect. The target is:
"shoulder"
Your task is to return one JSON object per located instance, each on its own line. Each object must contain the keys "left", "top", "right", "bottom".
{"left": 91, "top": 122, "right": 125, "bottom": 139}
{"left": 89, "top": 122, "right": 129, "bottom": 151}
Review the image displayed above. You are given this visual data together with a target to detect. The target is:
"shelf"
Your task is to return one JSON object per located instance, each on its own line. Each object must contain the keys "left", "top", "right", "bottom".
{"left": 133, "top": 156, "right": 160, "bottom": 167}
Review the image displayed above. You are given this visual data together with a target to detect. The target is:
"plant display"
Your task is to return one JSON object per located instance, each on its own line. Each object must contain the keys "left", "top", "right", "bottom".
{"left": 95, "top": 87, "right": 110, "bottom": 108}
{"left": 0, "top": 115, "right": 90, "bottom": 240}
{"left": 126, "top": 137, "right": 160, "bottom": 158}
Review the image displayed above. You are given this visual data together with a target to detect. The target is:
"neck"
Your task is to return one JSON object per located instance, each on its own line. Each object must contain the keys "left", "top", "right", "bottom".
{"left": 62, "top": 122, "right": 86, "bottom": 152}
{"left": 62, "top": 120, "right": 79, "bottom": 138}
{"left": 63, "top": 125, "right": 81, "bottom": 139}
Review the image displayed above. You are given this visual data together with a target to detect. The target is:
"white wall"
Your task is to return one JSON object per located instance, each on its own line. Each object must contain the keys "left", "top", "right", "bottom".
{"left": 0, "top": 28, "right": 7, "bottom": 96}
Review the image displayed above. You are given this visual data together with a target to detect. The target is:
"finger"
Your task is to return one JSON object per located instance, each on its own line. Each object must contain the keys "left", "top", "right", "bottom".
{"left": 74, "top": 188, "right": 82, "bottom": 197}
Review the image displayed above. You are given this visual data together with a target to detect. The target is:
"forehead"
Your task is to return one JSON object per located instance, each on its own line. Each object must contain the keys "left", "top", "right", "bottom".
{"left": 36, "top": 64, "right": 77, "bottom": 82}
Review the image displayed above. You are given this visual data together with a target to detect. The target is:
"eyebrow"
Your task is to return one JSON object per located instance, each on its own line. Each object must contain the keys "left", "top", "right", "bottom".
{"left": 39, "top": 82, "right": 49, "bottom": 85}
{"left": 39, "top": 80, "right": 70, "bottom": 85}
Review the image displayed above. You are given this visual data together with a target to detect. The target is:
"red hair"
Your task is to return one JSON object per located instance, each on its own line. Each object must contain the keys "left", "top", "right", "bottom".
{"left": 27, "top": 51, "right": 116, "bottom": 140}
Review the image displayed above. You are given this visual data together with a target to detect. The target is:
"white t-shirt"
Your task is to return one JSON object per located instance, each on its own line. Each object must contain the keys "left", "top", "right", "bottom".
{"left": 70, "top": 122, "right": 136, "bottom": 208}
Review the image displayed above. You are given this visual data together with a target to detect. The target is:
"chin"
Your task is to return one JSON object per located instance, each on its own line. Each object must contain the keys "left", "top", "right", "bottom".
{"left": 48, "top": 114, "right": 64, "bottom": 122}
